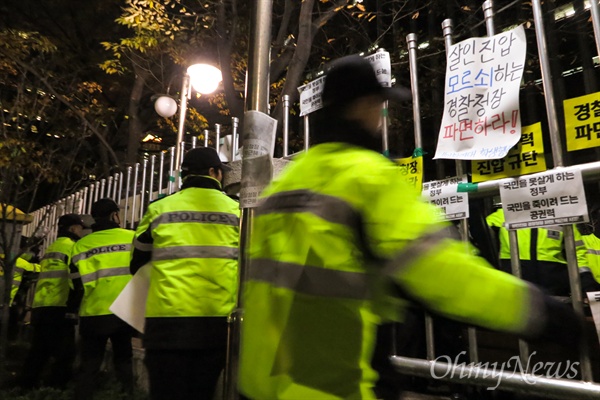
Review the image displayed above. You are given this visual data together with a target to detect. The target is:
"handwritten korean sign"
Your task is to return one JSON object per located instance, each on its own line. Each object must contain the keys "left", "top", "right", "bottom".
{"left": 564, "top": 91, "right": 600, "bottom": 152}
{"left": 434, "top": 25, "right": 527, "bottom": 160}
{"left": 298, "top": 51, "right": 392, "bottom": 116}
{"left": 471, "top": 122, "right": 547, "bottom": 182}
{"left": 499, "top": 168, "right": 588, "bottom": 229}
{"left": 422, "top": 175, "right": 469, "bottom": 221}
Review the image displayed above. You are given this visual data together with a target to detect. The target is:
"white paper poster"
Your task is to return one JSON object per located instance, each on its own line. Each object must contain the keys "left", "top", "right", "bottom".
{"left": 422, "top": 175, "right": 469, "bottom": 221}
{"left": 499, "top": 168, "right": 588, "bottom": 229}
{"left": 434, "top": 25, "right": 527, "bottom": 160}
{"left": 298, "top": 51, "right": 393, "bottom": 116}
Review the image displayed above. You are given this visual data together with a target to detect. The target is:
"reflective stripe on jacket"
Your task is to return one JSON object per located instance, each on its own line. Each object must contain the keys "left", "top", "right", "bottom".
{"left": 132, "top": 183, "right": 240, "bottom": 318}
{"left": 239, "top": 143, "right": 545, "bottom": 400}
{"left": 70, "top": 228, "right": 134, "bottom": 317}
{"left": 582, "top": 234, "right": 600, "bottom": 283}
{"left": 486, "top": 208, "right": 589, "bottom": 268}
{"left": 32, "top": 237, "right": 75, "bottom": 309}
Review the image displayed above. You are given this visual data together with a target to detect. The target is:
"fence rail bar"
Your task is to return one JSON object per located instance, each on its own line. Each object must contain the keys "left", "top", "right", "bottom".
{"left": 390, "top": 356, "right": 600, "bottom": 400}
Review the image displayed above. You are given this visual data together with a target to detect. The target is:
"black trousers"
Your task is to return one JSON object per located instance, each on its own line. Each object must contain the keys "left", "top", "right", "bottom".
{"left": 74, "top": 320, "right": 133, "bottom": 400}
{"left": 145, "top": 346, "right": 227, "bottom": 400}
{"left": 499, "top": 259, "right": 570, "bottom": 296}
{"left": 19, "top": 322, "right": 76, "bottom": 389}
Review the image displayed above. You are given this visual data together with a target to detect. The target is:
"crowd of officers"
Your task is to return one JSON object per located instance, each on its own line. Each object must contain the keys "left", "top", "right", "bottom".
{"left": 4, "top": 56, "right": 600, "bottom": 400}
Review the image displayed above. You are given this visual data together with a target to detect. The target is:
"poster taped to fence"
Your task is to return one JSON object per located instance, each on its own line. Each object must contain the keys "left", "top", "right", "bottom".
{"left": 298, "top": 51, "right": 392, "bottom": 116}
{"left": 434, "top": 25, "right": 527, "bottom": 160}
{"left": 564, "top": 91, "right": 600, "bottom": 152}
{"left": 499, "top": 168, "right": 588, "bottom": 229}
{"left": 421, "top": 175, "right": 469, "bottom": 221}
{"left": 110, "top": 263, "right": 151, "bottom": 333}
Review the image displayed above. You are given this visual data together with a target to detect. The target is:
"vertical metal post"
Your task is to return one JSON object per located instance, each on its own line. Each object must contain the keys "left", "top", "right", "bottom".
{"left": 531, "top": 0, "right": 592, "bottom": 380}
{"left": 149, "top": 155, "right": 156, "bottom": 202}
{"left": 407, "top": 35, "right": 423, "bottom": 150}
{"left": 192, "top": 136, "right": 198, "bottom": 149}
{"left": 484, "top": 0, "right": 531, "bottom": 366}
{"left": 168, "top": 147, "right": 175, "bottom": 195}
{"left": 87, "top": 184, "right": 95, "bottom": 214}
{"left": 107, "top": 176, "right": 113, "bottom": 202}
{"left": 174, "top": 74, "right": 190, "bottom": 189}
{"left": 81, "top": 187, "right": 88, "bottom": 215}
{"left": 225, "top": 1, "right": 273, "bottom": 399}
{"left": 100, "top": 179, "right": 106, "bottom": 199}
{"left": 130, "top": 163, "right": 140, "bottom": 230}
{"left": 179, "top": 141, "right": 186, "bottom": 189}
{"left": 117, "top": 172, "right": 123, "bottom": 204}
{"left": 114, "top": 173, "right": 120, "bottom": 202}
{"left": 407, "top": 32, "right": 435, "bottom": 360}
{"left": 204, "top": 129, "right": 210, "bottom": 147}
{"left": 282, "top": 95, "right": 290, "bottom": 157}
{"left": 124, "top": 166, "right": 132, "bottom": 228}
{"left": 442, "top": 17, "right": 478, "bottom": 364}
{"left": 232, "top": 117, "right": 239, "bottom": 161}
{"left": 377, "top": 48, "right": 390, "bottom": 156}
{"left": 94, "top": 182, "right": 100, "bottom": 202}
{"left": 215, "top": 123, "right": 222, "bottom": 154}
{"left": 483, "top": 0, "right": 495, "bottom": 36}
{"left": 303, "top": 115, "right": 310, "bottom": 151}
{"left": 508, "top": 230, "right": 530, "bottom": 367}
{"left": 140, "top": 158, "right": 148, "bottom": 221}
{"left": 158, "top": 151, "right": 165, "bottom": 198}
{"left": 589, "top": 0, "right": 600, "bottom": 59}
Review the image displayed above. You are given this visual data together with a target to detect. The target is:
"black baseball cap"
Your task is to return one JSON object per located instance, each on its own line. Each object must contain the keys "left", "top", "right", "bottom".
{"left": 181, "top": 147, "right": 232, "bottom": 176}
{"left": 321, "top": 55, "right": 411, "bottom": 109}
{"left": 91, "top": 198, "right": 120, "bottom": 219}
{"left": 58, "top": 214, "right": 86, "bottom": 229}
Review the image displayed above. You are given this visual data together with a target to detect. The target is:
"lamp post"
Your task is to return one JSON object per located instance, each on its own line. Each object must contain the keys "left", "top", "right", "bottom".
{"left": 154, "top": 63, "right": 223, "bottom": 188}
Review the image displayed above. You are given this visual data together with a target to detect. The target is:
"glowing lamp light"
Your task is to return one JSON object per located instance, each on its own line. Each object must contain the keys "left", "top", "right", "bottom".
{"left": 154, "top": 96, "right": 178, "bottom": 118}
{"left": 187, "top": 64, "right": 222, "bottom": 94}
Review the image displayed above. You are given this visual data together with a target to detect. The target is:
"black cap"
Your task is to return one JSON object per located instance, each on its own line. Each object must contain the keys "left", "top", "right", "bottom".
{"left": 321, "top": 55, "right": 411, "bottom": 109}
{"left": 181, "top": 147, "right": 232, "bottom": 177}
{"left": 58, "top": 213, "right": 86, "bottom": 229}
{"left": 91, "top": 198, "right": 119, "bottom": 219}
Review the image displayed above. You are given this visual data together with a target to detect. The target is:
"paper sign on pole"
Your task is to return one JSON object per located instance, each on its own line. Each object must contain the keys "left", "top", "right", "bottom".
{"left": 499, "top": 168, "right": 588, "bottom": 229}
{"left": 395, "top": 155, "right": 423, "bottom": 190}
{"left": 434, "top": 25, "right": 527, "bottom": 160}
{"left": 564, "top": 91, "right": 600, "bottom": 152}
{"left": 586, "top": 291, "right": 600, "bottom": 346}
{"left": 239, "top": 110, "right": 277, "bottom": 208}
{"left": 422, "top": 175, "right": 469, "bottom": 221}
{"left": 298, "top": 51, "right": 393, "bottom": 116}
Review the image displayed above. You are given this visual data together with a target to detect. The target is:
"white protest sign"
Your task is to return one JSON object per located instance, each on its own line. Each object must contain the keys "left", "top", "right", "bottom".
{"left": 422, "top": 175, "right": 469, "bottom": 221}
{"left": 298, "top": 51, "right": 393, "bottom": 116}
{"left": 499, "top": 168, "right": 588, "bottom": 229}
{"left": 110, "top": 263, "right": 151, "bottom": 333}
{"left": 586, "top": 291, "right": 600, "bottom": 346}
{"left": 298, "top": 76, "right": 326, "bottom": 117}
{"left": 434, "top": 25, "right": 527, "bottom": 160}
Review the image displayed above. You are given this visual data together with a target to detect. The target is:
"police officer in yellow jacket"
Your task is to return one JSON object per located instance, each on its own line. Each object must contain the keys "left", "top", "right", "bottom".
{"left": 486, "top": 207, "right": 598, "bottom": 296}
{"left": 19, "top": 214, "right": 85, "bottom": 389}
{"left": 131, "top": 147, "right": 240, "bottom": 400}
{"left": 237, "top": 55, "right": 584, "bottom": 400}
{"left": 69, "top": 199, "right": 134, "bottom": 399}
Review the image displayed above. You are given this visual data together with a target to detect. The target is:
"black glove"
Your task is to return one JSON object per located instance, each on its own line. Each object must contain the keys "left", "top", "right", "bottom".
{"left": 534, "top": 295, "right": 585, "bottom": 350}
{"left": 580, "top": 271, "right": 600, "bottom": 294}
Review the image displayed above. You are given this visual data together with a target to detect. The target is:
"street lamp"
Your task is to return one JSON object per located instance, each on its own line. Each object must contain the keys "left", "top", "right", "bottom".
{"left": 154, "top": 63, "right": 223, "bottom": 191}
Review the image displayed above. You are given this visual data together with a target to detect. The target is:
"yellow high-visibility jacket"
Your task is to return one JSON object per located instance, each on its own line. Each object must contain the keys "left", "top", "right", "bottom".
{"left": 239, "top": 143, "right": 549, "bottom": 400}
